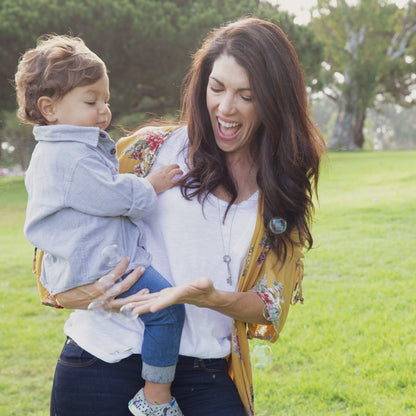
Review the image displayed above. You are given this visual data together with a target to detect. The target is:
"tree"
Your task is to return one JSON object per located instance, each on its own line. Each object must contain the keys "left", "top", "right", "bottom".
{"left": 367, "top": 104, "right": 416, "bottom": 149}
{"left": 0, "top": 0, "right": 323, "bottom": 169}
{"left": 313, "top": 0, "right": 416, "bottom": 150}
{"left": 0, "top": 0, "right": 322, "bottom": 117}
{"left": 256, "top": 1, "right": 324, "bottom": 89}
{"left": 0, "top": 0, "right": 259, "bottom": 115}
{"left": 1, "top": 110, "right": 34, "bottom": 170}
{"left": 0, "top": 0, "right": 258, "bottom": 167}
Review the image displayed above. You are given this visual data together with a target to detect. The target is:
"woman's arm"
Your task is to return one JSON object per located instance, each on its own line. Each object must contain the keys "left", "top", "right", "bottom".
{"left": 55, "top": 259, "right": 268, "bottom": 325}
{"left": 121, "top": 277, "right": 270, "bottom": 325}
{"left": 55, "top": 258, "right": 148, "bottom": 310}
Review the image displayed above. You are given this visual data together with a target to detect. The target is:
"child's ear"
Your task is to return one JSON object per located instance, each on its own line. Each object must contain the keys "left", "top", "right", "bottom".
{"left": 37, "top": 96, "right": 57, "bottom": 123}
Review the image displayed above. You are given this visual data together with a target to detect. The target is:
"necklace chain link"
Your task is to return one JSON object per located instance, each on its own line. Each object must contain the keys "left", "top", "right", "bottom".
{"left": 217, "top": 160, "right": 256, "bottom": 286}
{"left": 217, "top": 202, "right": 239, "bottom": 286}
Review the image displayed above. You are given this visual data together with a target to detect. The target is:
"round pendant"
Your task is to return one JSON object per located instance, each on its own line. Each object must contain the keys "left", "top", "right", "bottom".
{"left": 223, "top": 254, "right": 231, "bottom": 264}
{"left": 268, "top": 218, "right": 287, "bottom": 235}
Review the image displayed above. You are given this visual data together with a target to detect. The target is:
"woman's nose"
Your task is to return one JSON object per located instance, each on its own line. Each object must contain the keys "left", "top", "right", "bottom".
{"left": 218, "top": 93, "right": 236, "bottom": 115}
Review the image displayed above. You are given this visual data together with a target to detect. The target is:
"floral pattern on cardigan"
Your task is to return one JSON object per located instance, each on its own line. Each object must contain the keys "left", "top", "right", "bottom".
{"left": 119, "top": 126, "right": 179, "bottom": 177}
{"left": 253, "top": 276, "right": 284, "bottom": 338}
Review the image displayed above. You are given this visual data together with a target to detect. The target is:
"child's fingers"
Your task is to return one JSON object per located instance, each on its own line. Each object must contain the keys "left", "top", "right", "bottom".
{"left": 169, "top": 168, "right": 183, "bottom": 180}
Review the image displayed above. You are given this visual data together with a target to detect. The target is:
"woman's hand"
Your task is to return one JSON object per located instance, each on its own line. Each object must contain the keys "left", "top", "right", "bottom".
{"left": 120, "top": 276, "right": 268, "bottom": 324}
{"left": 121, "top": 277, "right": 215, "bottom": 316}
{"left": 55, "top": 257, "right": 147, "bottom": 310}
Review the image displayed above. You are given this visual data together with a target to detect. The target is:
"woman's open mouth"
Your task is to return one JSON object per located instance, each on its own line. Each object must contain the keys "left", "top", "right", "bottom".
{"left": 217, "top": 117, "right": 242, "bottom": 140}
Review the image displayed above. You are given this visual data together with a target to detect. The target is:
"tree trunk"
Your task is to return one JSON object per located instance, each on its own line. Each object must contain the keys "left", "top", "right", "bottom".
{"left": 18, "top": 145, "right": 27, "bottom": 172}
{"left": 17, "top": 136, "right": 33, "bottom": 172}
{"left": 353, "top": 109, "right": 366, "bottom": 148}
{"left": 327, "top": 97, "right": 367, "bottom": 151}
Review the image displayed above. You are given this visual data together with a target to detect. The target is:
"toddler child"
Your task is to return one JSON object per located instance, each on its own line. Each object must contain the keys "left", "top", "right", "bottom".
{"left": 15, "top": 34, "right": 184, "bottom": 416}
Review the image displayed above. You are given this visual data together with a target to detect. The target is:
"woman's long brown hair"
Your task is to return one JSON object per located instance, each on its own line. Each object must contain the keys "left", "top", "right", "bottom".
{"left": 180, "top": 17, "right": 326, "bottom": 261}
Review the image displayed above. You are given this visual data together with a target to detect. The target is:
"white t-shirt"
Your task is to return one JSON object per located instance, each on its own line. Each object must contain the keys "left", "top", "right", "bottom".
{"left": 64, "top": 127, "right": 258, "bottom": 362}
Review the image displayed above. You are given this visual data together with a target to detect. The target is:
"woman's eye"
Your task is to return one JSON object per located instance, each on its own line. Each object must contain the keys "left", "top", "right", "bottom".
{"left": 210, "top": 86, "right": 222, "bottom": 93}
{"left": 241, "top": 95, "right": 253, "bottom": 102}
{"left": 85, "top": 102, "right": 96, "bottom": 106}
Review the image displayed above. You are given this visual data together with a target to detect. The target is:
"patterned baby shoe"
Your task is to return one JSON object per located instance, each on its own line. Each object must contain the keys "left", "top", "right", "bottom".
{"left": 128, "top": 388, "right": 183, "bottom": 416}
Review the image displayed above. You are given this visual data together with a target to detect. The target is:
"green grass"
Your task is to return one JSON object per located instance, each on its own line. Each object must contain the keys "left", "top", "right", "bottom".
{"left": 1, "top": 151, "right": 415, "bottom": 415}
{"left": 253, "top": 151, "right": 416, "bottom": 415}
{"left": 0, "top": 177, "right": 70, "bottom": 416}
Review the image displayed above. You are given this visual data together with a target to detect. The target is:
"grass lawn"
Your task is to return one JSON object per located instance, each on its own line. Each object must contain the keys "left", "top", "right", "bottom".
{"left": 1, "top": 150, "right": 415, "bottom": 415}
{"left": 0, "top": 176, "right": 70, "bottom": 416}
{"left": 253, "top": 151, "right": 416, "bottom": 415}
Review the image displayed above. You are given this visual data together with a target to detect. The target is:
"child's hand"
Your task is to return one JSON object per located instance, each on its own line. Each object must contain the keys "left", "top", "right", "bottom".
{"left": 146, "top": 164, "right": 183, "bottom": 194}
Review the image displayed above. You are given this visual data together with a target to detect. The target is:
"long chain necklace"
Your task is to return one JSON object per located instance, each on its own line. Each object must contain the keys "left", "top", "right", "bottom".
{"left": 217, "top": 201, "right": 239, "bottom": 286}
{"left": 217, "top": 161, "right": 255, "bottom": 286}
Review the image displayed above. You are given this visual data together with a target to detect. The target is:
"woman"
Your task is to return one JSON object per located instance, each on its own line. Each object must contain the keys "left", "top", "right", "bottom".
{"left": 52, "top": 17, "right": 325, "bottom": 416}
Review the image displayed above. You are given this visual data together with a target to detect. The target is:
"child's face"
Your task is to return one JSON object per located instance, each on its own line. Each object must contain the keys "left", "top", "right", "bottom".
{"left": 49, "top": 74, "right": 111, "bottom": 130}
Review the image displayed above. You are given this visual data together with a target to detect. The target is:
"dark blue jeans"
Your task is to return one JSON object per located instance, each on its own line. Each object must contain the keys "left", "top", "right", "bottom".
{"left": 50, "top": 338, "right": 246, "bottom": 416}
{"left": 117, "top": 265, "right": 185, "bottom": 382}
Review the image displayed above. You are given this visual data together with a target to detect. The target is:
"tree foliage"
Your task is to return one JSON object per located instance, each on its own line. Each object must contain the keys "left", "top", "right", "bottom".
{"left": 313, "top": 0, "right": 416, "bottom": 150}
{"left": 0, "top": 110, "right": 34, "bottom": 169}
{"left": 253, "top": 1, "right": 324, "bottom": 89}
{"left": 0, "top": 0, "right": 323, "bottom": 168}
{"left": 0, "top": 0, "right": 248, "bottom": 116}
{"left": 0, "top": 0, "right": 322, "bottom": 116}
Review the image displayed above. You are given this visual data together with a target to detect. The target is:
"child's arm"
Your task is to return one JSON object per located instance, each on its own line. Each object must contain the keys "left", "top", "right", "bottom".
{"left": 67, "top": 154, "right": 157, "bottom": 219}
{"left": 145, "top": 164, "right": 183, "bottom": 194}
{"left": 67, "top": 156, "right": 182, "bottom": 223}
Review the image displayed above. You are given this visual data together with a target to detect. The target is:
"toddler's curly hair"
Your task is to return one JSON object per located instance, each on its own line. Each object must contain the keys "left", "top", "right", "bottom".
{"left": 15, "top": 34, "right": 106, "bottom": 125}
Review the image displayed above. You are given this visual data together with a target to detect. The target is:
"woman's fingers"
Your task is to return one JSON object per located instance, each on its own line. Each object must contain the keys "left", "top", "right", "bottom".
{"left": 119, "top": 277, "right": 214, "bottom": 316}
{"left": 54, "top": 260, "right": 147, "bottom": 310}
{"left": 118, "top": 287, "right": 178, "bottom": 316}
{"left": 99, "top": 274, "right": 214, "bottom": 316}
{"left": 85, "top": 257, "right": 128, "bottom": 298}
{"left": 104, "top": 264, "right": 145, "bottom": 298}
{"left": 98, "top": 265, "right": 147, "bottom": 312}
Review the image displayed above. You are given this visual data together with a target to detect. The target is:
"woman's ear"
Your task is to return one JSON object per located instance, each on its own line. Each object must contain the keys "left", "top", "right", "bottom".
{"left": 37, "top": 96, "right": 57, "bottom": 123}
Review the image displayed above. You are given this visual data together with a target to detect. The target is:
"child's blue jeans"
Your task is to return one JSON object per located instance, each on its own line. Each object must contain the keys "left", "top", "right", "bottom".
{"left": 117, "top": 265, "right": 185, "bottom": 383}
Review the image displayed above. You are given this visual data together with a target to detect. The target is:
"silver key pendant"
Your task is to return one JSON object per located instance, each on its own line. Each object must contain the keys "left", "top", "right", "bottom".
{"left": 223, "top": 255, "right": 232, "bottom": 285}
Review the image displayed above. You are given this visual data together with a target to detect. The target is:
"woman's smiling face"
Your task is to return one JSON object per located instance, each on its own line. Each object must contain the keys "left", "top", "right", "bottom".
{"left": 206, "top": 54, "right": 261, "bottom": 160}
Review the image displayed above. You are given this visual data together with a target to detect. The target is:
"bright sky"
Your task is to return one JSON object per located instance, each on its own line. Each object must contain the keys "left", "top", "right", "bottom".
{"left": 271, "top": 0, "right": 410, "bottom": 24}
{"left": 275, "top": 0, "right": 317, "bottom": 24}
